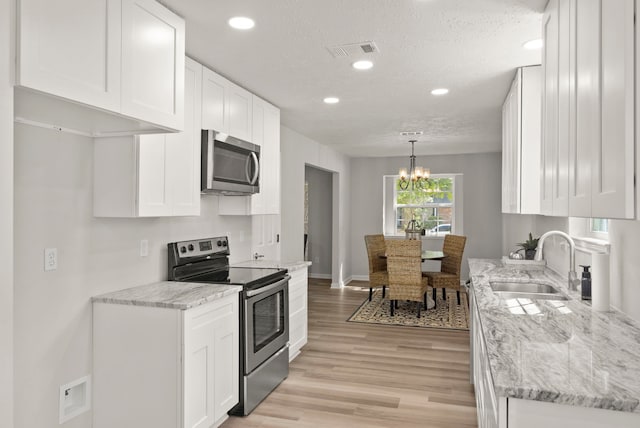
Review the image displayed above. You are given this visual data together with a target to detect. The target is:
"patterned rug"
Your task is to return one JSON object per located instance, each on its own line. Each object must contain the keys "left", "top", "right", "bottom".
{"left": 347, "top": 288, "right": 470, "bottom": 330}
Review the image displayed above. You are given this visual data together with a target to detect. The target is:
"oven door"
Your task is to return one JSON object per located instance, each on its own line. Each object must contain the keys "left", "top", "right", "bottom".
{"left": 244, "top": 276, "right": 289, "bottom": 374}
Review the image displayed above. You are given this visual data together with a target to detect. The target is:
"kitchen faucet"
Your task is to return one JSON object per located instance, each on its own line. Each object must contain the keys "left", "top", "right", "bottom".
{"left": 534, "top": 230, "right": 581, "bottom": 291}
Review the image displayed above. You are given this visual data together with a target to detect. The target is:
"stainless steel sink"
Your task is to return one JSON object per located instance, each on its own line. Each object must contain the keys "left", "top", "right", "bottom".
{"left": 489, "top": 281, "right": 568, "bottom": 301}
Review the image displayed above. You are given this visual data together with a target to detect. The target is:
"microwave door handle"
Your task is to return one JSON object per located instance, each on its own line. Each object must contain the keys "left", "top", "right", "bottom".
{"left": 207, "top": 133, "right": 214, "bottom": 187}
{"left": 249, "top": 152, "right": 259, "bottom": 185}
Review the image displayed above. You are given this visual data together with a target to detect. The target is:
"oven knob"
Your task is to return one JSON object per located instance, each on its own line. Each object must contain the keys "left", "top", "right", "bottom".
{"left": 188, "top": 244, "right": 194, "bottom": 251}
{"left": 217, "top": 240, "right": 222, "bottom": 247}
{"left": 180, "top": 246, "right": 187, "bottom": 253}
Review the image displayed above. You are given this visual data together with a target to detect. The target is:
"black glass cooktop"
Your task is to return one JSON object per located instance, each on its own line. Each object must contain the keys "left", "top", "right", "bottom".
{"left": 185, "top": 267, "right": 285, "bottom": 289}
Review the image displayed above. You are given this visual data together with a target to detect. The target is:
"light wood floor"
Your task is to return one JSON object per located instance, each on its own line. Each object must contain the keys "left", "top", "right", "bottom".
{"left": 222, "top": 279, "right": 478, "bottom": 428}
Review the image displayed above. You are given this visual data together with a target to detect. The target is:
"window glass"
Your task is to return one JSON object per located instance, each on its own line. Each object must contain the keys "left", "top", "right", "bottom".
{"left": 590, "top": 218, "right": 609, "bottom": 234}
{"left": 386, "top": 176, "right": 455, "bottom": 237}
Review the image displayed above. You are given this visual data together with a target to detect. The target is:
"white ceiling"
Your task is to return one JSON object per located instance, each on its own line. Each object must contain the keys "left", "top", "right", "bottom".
{"left": 161, "top": 0, "right": 546, "bottom": 157}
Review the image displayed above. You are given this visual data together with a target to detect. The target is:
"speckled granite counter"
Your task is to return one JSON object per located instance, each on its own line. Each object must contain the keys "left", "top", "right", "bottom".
{"left": 469, "top": 259, "right": 640, "bottom": 413}
{"left": 92, "top": 281, "right": 242, "bottom": 310}
{"left": 233, "top": 259, "right": 311, "bottom": 272}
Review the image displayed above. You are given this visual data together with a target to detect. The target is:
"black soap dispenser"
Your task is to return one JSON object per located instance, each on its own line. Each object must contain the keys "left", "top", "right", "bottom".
{"left": 580, "top": 265, "right": 591, "bottom": 300}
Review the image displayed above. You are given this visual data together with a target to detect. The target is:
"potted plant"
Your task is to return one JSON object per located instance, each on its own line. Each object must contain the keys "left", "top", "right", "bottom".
{"left": 517, "top": 232, "right": 540, "bottom": 260}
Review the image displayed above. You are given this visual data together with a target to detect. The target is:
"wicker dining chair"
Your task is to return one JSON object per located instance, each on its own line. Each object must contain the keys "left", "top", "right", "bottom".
{"left": 423, "top": 234, "right": 467, "bottom": 305}
{"left": 364, "top": 234, "right": 388, "bottom": 301}
{"left": 386, "top": 239, "right": 429, "bottom": 318}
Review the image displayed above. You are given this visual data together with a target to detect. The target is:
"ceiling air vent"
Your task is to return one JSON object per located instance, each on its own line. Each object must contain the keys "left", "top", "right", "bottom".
{"left": 327, "top": 41, "right": 380, "bottom": 58}
{"left": 400, "top": 131, "right": 424, "bottom": 137}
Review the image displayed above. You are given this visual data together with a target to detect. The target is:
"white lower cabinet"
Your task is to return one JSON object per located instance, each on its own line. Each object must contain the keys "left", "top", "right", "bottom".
{"left": 93, "top": 293, "right": 239, "bottom": 428}
{"left": 288, "top": 268, "right": 308, "bottom": 361}
{"left": 93, "top": 57, "right": 202, "bottom": 217}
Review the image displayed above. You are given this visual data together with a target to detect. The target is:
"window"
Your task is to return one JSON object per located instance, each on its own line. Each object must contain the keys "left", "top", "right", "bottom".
{"left": 590, "top": 218, "right": 609, "bottom": 234}
{"left": 383, "top": 174, "right": 460, "bottom": 237}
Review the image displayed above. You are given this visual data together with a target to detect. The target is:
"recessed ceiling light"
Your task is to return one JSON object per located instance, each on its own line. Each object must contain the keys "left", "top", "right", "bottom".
{"left": 228, "top": 16, "right": 255, "bottom": 30}
{"left": 523, "top": 39, "right": 543, "bottom": 50}
{"left": 323, "top": 97, "right": 340, "bottom": 104}
{"left": 431, "top": 88, "right": 449, "bottom": 96}
{"left": 352, "top": 60, "right": 374, "bottom": 70}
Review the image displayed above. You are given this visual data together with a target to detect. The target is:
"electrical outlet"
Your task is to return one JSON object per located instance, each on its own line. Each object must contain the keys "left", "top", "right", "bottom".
{"left": 44, "top": 248, "right": 57, "bottom": 271}
{"left": 140, "top": 239, "right": 149, "bottom": 257}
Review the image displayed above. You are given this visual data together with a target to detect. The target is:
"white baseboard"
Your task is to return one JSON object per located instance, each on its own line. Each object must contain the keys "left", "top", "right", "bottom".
{"left": 350, "top": 275, "right": 368, "bottom": 281}
{"left": 308, "top": 273, "right": 332, "bottom": 279}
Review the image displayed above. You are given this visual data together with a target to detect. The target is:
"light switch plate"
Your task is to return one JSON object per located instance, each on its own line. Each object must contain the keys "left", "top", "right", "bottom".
{"left": 44, "top": 248, "right": 57, "bottom": 271}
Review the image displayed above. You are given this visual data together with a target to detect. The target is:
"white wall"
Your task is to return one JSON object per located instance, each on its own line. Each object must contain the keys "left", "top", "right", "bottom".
{"left": 1, "top": 0, "right": 14, "bottom": 426}
{"left": 280, "top": 126, "right": 351, "bottom": 286}
{"left": 350, "top": 152, "right": 503, "bottom": 280}
{"left": 13, "top": 123, "right": 252, "bottom": 428}
{"left": 305, "top": 165, "right": 332, "bottom": 276}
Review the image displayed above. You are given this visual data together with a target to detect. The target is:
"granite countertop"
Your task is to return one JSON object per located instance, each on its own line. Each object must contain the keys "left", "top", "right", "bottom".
{"left": 469, "top": 259, "right": 640, "bottom": 413}
{"left": 233, "top": 259, "right": 311, "bottom": 272}
{"left": 92, "top": 281, "right": 242, "bottom": 310}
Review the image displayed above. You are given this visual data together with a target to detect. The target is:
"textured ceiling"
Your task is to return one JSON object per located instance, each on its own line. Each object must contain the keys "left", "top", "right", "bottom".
{"left": 160, "top": 0, "right": 545, "bottom": 157}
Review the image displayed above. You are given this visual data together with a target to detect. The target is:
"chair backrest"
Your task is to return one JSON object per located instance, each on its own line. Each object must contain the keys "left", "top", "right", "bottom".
{"left": 442, "top": 234, "right": 467, "bottom": 276}
{"left": 364, "top": 234, "right": 387, "bottom": 274}
{"left": 385, "top": 239, "right": 422, "bottom": 286}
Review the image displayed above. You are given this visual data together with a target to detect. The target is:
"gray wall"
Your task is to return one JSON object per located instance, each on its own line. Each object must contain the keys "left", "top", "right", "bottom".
{"left": 1, "top": 0, "right": 14, "bottom": 425}
{"left": 350, "top": 152, "right": 503, "bottom": 280}
{"left": 305, "top": 165, "right": 332, "bottom": 276}
{"left": 280, "top": 126, "right": 351, "bottom": 286}
{"left": 13, "top": 123, "right": 253, "bottom": 427}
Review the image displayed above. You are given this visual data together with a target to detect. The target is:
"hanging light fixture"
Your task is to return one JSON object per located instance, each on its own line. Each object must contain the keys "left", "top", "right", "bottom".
{"left": 398, "top": 140, "right": 430, "bottom": 190}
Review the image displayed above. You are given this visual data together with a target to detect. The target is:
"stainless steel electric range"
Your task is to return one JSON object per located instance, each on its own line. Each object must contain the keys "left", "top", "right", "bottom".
{"left": 167, "top": 236, "right": 290, "bottom": 416}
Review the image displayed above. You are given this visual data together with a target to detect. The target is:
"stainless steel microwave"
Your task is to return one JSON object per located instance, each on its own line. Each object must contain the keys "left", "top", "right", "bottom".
{"left": 201, "top": 130, "right": 260, "bottom": 195}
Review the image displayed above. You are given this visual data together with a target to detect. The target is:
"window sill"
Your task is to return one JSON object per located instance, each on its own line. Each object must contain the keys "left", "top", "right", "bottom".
{"left": 572, "top": 236, "right": 610, "bottom": 255}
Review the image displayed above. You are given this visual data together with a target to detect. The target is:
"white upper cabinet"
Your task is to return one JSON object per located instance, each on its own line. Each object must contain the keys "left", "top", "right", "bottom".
{"left": 120, "top": 0, "right": 185, "bottom": 131}
{"left": 542, "top": 0, "right": 634, "bottom": 219}
{"left": 568, "top": 0, "right": 635, "bottom": 219}
{"left": 93, "top": 58, "right": 202, "bottom": 217}
{"left": 502, "top": 66, "right": 541, "bottom": 215}
{"left": 218, "top": 95, "right": 281, "bottom": 216}
{"left": 17, "top": 0, "right": 121, "bottom": 112}
{"left": 201, "top": 66, "right": 253, "bottom": 143}
{"left": 541, "top": 0, "right": 559, "bottom": 216}
{"left": 17, "top": 0, "right": 185, "bottom": 134}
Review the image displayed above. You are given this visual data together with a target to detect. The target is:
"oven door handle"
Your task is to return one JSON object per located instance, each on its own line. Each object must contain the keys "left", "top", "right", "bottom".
{"left": 245, "top": 276, "right": 289, "bottom": 297}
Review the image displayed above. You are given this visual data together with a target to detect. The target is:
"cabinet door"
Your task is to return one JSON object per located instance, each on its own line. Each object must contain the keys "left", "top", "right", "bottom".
{"left": 212, "top": 297, "right": 239, "bottom": 419}
{"left": 593, "top": 0, "right": 634, "bottom": 219}
{"left": 554, "top": 0, "right": 570, "bottom": 217}
{"left": 121, "top": 0, "right": 185, "bottom": 131}
{"left": 137, "top": 134, "right": 172, "bottom": 216}
{"left": 183, "top": 295, "right": 239, "bottom": 427}
{"left": 541, "top": 0, "right": 559, "bottom": 216}
{"left": 18, "top": 0, "right": 121, "bottom": 112}
{"left": 250, "top": 97, "right": 267, "bottom": 214}
{"left": 520, "top": 66, "right": 542, "bottom": 215}
{"left": 263, "top": 102, "right": 281, "bottom": 214}
{"left": 228, "top": 83, "right": 253, "bottom": 142}
{"left": 571, "top": 0, "right": 597, "bottom": 216}
{"left": 288, "top": 269, "right": 308, "bottom": 361}
{"left": 202, "top": 67, "right": 229, "bottom": 133}
{"left": 167, "top": 57, "right": 202, "bottom": 216}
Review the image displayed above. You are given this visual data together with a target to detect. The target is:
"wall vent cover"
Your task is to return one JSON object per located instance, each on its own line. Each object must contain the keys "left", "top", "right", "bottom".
{"left": 400, "top": 131, "right": 424, "bottom": 136}
{"left": 327, "top": 41, "right": 380, "bottom": 58}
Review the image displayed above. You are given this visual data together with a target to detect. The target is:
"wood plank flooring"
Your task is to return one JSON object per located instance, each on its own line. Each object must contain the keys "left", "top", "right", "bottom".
{"left": 221, "top": 279, "right": 478, "bottom": 428}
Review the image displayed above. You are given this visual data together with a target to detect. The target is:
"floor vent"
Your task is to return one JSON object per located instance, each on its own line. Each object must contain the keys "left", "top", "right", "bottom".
{"left": 327, "top": 41, "right": 380, "bottom": 58}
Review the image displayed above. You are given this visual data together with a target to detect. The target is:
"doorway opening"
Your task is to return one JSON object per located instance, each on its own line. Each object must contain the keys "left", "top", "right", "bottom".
{"left": 304, "top": 165, "right": 333, "bottom": 280}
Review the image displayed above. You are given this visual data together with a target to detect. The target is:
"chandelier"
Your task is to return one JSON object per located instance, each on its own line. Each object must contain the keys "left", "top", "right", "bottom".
{"left": 398, "top": 140, "right": 430, "bottom": 190}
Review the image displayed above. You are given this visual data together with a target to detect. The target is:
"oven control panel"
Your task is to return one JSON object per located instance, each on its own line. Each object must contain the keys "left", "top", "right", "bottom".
{"left": 174, "top": 237, "right": 228, "bottom": 258}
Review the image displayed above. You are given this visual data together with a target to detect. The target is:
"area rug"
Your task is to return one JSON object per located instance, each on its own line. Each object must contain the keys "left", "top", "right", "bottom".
{"left": 347, "top": 289, "right": 470, "bottom": 330}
